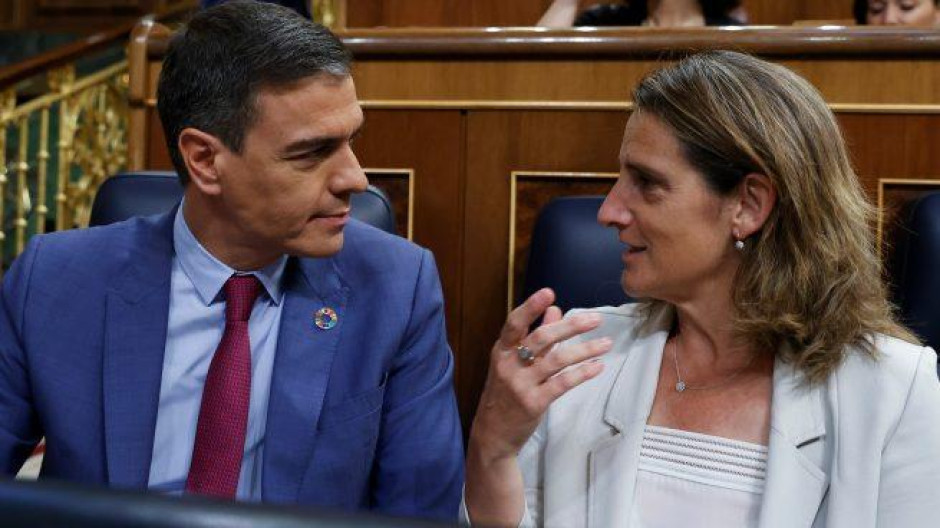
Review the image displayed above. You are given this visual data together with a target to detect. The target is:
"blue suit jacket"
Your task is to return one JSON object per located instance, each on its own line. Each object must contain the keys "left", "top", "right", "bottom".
{"left": 0, "top": 210, "right": 464, "bottom": 520}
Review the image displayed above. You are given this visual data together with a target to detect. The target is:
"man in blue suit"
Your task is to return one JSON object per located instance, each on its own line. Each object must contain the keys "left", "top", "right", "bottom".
{"left": 0, "top": 1, "right": 463, "bottom": 520}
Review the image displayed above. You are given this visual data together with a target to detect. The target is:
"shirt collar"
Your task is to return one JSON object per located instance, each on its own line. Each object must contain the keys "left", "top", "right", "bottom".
{"left": 173, "top": 204, "right": 288, "bottom": 307}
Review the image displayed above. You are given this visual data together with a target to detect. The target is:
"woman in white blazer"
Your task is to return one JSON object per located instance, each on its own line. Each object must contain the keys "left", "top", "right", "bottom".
{"left": 464, "top": 51, "right": 940, "bottom": 527}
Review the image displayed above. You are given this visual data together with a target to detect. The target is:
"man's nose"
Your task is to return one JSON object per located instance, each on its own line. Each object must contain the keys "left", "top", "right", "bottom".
{"left": 334, "top": 145, "right": 368, "bottom": 194}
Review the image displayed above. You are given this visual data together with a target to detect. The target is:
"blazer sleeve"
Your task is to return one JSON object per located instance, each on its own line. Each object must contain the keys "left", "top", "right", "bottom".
{"left": 518, "top": 417, "right": 547, "bottom": 527}
{"left": 0, "top": 238, "right": 43, "bottom": 474}
{"left": 876, "top": 347, "right": 940, "bottom": 527}
{"left": 369, "top": 249, "right": 464, "bottom": 521}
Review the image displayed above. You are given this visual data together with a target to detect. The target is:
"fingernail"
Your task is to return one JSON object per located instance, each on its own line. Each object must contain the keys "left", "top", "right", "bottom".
{"left": 597, "top": 337, "right": 613, "bottom": 348}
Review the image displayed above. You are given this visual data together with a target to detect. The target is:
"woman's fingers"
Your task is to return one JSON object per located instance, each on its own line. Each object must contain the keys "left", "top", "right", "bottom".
{"left": 523, "top": 312, "right": 602, "bottom": 358}
{"left": 497, "top": 288, "right": 556, "bottom": 348}
{"left": 542, "top": 358, "right": 605, "bottom": 402}
{"left": 541, "top": 305, "right": 562, "bottom": 326}
{"left": 536, "top": 336, "right": 611, "bottom": 381}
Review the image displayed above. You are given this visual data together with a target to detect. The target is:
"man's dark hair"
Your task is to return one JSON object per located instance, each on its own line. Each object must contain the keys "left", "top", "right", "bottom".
{"left": 157, "top": 0, "right": 352, "bottom": 184}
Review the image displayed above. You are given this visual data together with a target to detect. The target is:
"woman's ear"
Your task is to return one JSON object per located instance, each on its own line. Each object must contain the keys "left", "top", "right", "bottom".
{"left": 733, "top": 173, "right": 777, "bottom": 239}
{"left": 178, "top": 128, "right": 225, "bottom": 196}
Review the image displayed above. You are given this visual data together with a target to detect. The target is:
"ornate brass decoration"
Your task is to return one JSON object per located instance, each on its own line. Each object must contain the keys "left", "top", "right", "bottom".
{"left": 49, "top": 64, "right": 76, "bottom": 232}
{"left": 35, "top": 109, "right": 50, "bottom": 235}
{"left": 0, "top": 60, "right": 129, "bottom": 271}
{"left": 14, "top": 117, "right": 29, "bottom": 255}
{"left": 311, "top": 0, "right": 339, "bottom": 28}
{"left": 0, "top": 89, "right": 14, "bottom": 271}
{"left": 64, "top": 71, "right": 129, "bottom": 228}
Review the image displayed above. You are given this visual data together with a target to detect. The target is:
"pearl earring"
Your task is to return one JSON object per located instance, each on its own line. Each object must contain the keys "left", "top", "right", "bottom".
{"left": 733, "top": 230, "right": 745, "bottom": 251}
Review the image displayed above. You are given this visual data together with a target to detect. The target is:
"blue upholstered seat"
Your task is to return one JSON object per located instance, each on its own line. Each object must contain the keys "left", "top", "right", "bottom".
{"left": 521, "top": 196, "right": 632, "bottom": 314}
{"left": 89, "top": 171, "right": 397, "bottom": 235}
{"left": 887, "top": 191, "right": 940, "bottom": 356}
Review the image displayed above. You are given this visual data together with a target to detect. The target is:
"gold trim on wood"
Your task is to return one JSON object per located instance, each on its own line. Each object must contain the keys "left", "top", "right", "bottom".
{"left": 876, "top": 178, "right": 940, "bottom": 255}
{"left": 829, "top": 104, "right": 940, "bottom": 115}
{"left": 507, "top": 170, "right": 619, "bottom": 314}
{"left": 142, "top": 98, "right": 940, "bottom": 114}
{"left": 361, "top": 100, "right": 635, "bottom": 111}
{"left": 364, "top": 167, "right": 415, "bottom": 241}
{"left": 360, "top": 100, "right": 940, "bottom": 114}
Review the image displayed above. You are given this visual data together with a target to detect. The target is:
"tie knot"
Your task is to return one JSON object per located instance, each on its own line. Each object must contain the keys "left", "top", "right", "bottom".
{"left": 223, "top": 275, "right": 262, "bottom": 322}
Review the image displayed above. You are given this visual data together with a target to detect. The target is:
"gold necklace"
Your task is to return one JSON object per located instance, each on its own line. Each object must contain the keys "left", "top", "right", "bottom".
{"left": 671, "top": 333, "right": 757, "bottom": 393}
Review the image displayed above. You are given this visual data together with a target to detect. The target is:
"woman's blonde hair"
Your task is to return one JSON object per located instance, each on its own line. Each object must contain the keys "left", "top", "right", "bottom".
{"left": 633, "top": 50, "right": 917, "bottom": 382}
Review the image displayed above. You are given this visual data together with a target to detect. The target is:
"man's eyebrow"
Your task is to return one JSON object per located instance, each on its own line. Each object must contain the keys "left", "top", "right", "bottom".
{"left": 280, "top": 122, "right": 364, "bottom": 158}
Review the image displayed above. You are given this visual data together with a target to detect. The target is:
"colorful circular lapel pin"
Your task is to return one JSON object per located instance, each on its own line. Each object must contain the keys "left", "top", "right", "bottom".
{"left": 314, "top": 307, "right": 338, "bottom": 330}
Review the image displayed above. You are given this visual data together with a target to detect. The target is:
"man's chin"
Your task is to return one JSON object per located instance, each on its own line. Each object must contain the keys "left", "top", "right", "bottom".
{"left": 286, "top": 233, "right": 345, "bottom": 258}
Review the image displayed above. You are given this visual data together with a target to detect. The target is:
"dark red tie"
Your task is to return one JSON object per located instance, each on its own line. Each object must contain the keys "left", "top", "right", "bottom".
{"left": 185, "top": 274, "right": 262, "bottom": 499}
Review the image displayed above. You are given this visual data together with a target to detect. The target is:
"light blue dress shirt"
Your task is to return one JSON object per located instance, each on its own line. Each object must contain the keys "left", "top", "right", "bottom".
{"left": 147, "top": 206, "right": 287, "bottom": 500}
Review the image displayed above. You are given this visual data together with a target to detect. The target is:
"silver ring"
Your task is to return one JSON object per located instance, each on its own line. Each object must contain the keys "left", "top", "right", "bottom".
{"left": 516, "top": 344, "right": 536, "bottom": 364}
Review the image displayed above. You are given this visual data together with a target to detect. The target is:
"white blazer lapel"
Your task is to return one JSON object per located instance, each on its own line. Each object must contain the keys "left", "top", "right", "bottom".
{"left": 588, "top": 311, "right": 670, "bottom": 528}
{"left": 758, "top": 359, "right": 829, "bottom": 528}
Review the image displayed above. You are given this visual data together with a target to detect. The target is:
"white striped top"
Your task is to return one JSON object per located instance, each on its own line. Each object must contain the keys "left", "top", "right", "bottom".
{"left": 633, "top": 425, "right": 768, "bottom": 528}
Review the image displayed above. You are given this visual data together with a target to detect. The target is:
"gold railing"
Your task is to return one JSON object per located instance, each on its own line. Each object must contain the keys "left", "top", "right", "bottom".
{"left": 312, "top": 0, "right": 345, "bottom": 29}
{"left": 0, "top": 61, "right": 129, "bottom": 272}
{"left": 0, "top": 4, "right": 196, "bottom": 276}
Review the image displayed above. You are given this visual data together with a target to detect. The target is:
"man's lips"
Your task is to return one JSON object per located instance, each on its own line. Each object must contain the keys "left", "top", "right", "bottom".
{"left": 312, "top": 208, "right": 350, "bottom": 219}
{"left": 311, "top": 210, "right": 350, "bottom": 226}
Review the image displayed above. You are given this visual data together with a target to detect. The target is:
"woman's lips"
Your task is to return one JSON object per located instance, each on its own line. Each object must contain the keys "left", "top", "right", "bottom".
{"left": 623, "top": 246, "right": 646, "bottom": 263}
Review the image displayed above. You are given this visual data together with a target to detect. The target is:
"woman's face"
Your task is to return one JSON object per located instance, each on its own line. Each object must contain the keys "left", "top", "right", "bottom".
{"left": 597, "top": 112, "right": 741, "bottom": 304}
{"left": 867, "top": 0, "right": 939, "bottom": 26}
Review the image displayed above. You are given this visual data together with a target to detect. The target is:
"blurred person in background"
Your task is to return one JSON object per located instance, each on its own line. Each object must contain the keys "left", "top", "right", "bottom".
{"left": 854, "top": 0, "right": 940, "bottom": 26}
{"left": 538, "top": 0, "right": 744, "bottom": 27}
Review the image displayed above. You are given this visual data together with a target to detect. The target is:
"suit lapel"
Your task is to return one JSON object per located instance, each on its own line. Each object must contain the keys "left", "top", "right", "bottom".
{"left": 758, "top": 359, "right": 829, "bottom": 528}
{"left": 588, "top": 309, "right": 670, "bottom": 528}
{"left": 587, "top": 308, "right": 830, "bottom": 528}
{"left": 103, "top": 212, "right": 175, "bottom": 488}
{"left": 262, "top": 256, "right": 348, "bottom": 502}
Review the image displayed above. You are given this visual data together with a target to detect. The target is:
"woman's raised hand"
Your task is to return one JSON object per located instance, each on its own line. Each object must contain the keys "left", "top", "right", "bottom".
{"left": 465, "top": 289, "right": 612, "bottom": 526}
{"left": 470, "top": 288, "right": 613, "bottom": 461}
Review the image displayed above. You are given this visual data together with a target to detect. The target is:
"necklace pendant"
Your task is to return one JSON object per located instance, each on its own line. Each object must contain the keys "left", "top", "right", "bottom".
{"left": 675, "top": 381, "right": 686, "bottom": 392}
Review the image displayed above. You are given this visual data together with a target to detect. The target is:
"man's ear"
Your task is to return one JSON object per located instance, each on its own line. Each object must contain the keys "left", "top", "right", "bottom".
{"left": 732, "top": 173, "right": 776, "bottom": 239}
{"left": 178, "top": 128, "right": 226, "bottom": 196}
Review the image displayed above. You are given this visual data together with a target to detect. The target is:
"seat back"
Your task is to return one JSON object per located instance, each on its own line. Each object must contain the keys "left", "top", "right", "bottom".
{"left": 89, "top": 171, "right": 397, "bottom": 235}
{"left": 522, "top": 196, "right": 631, "bottom": 314}
{"left": 887, "top": 191, "right": 940, "bottom": 353}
